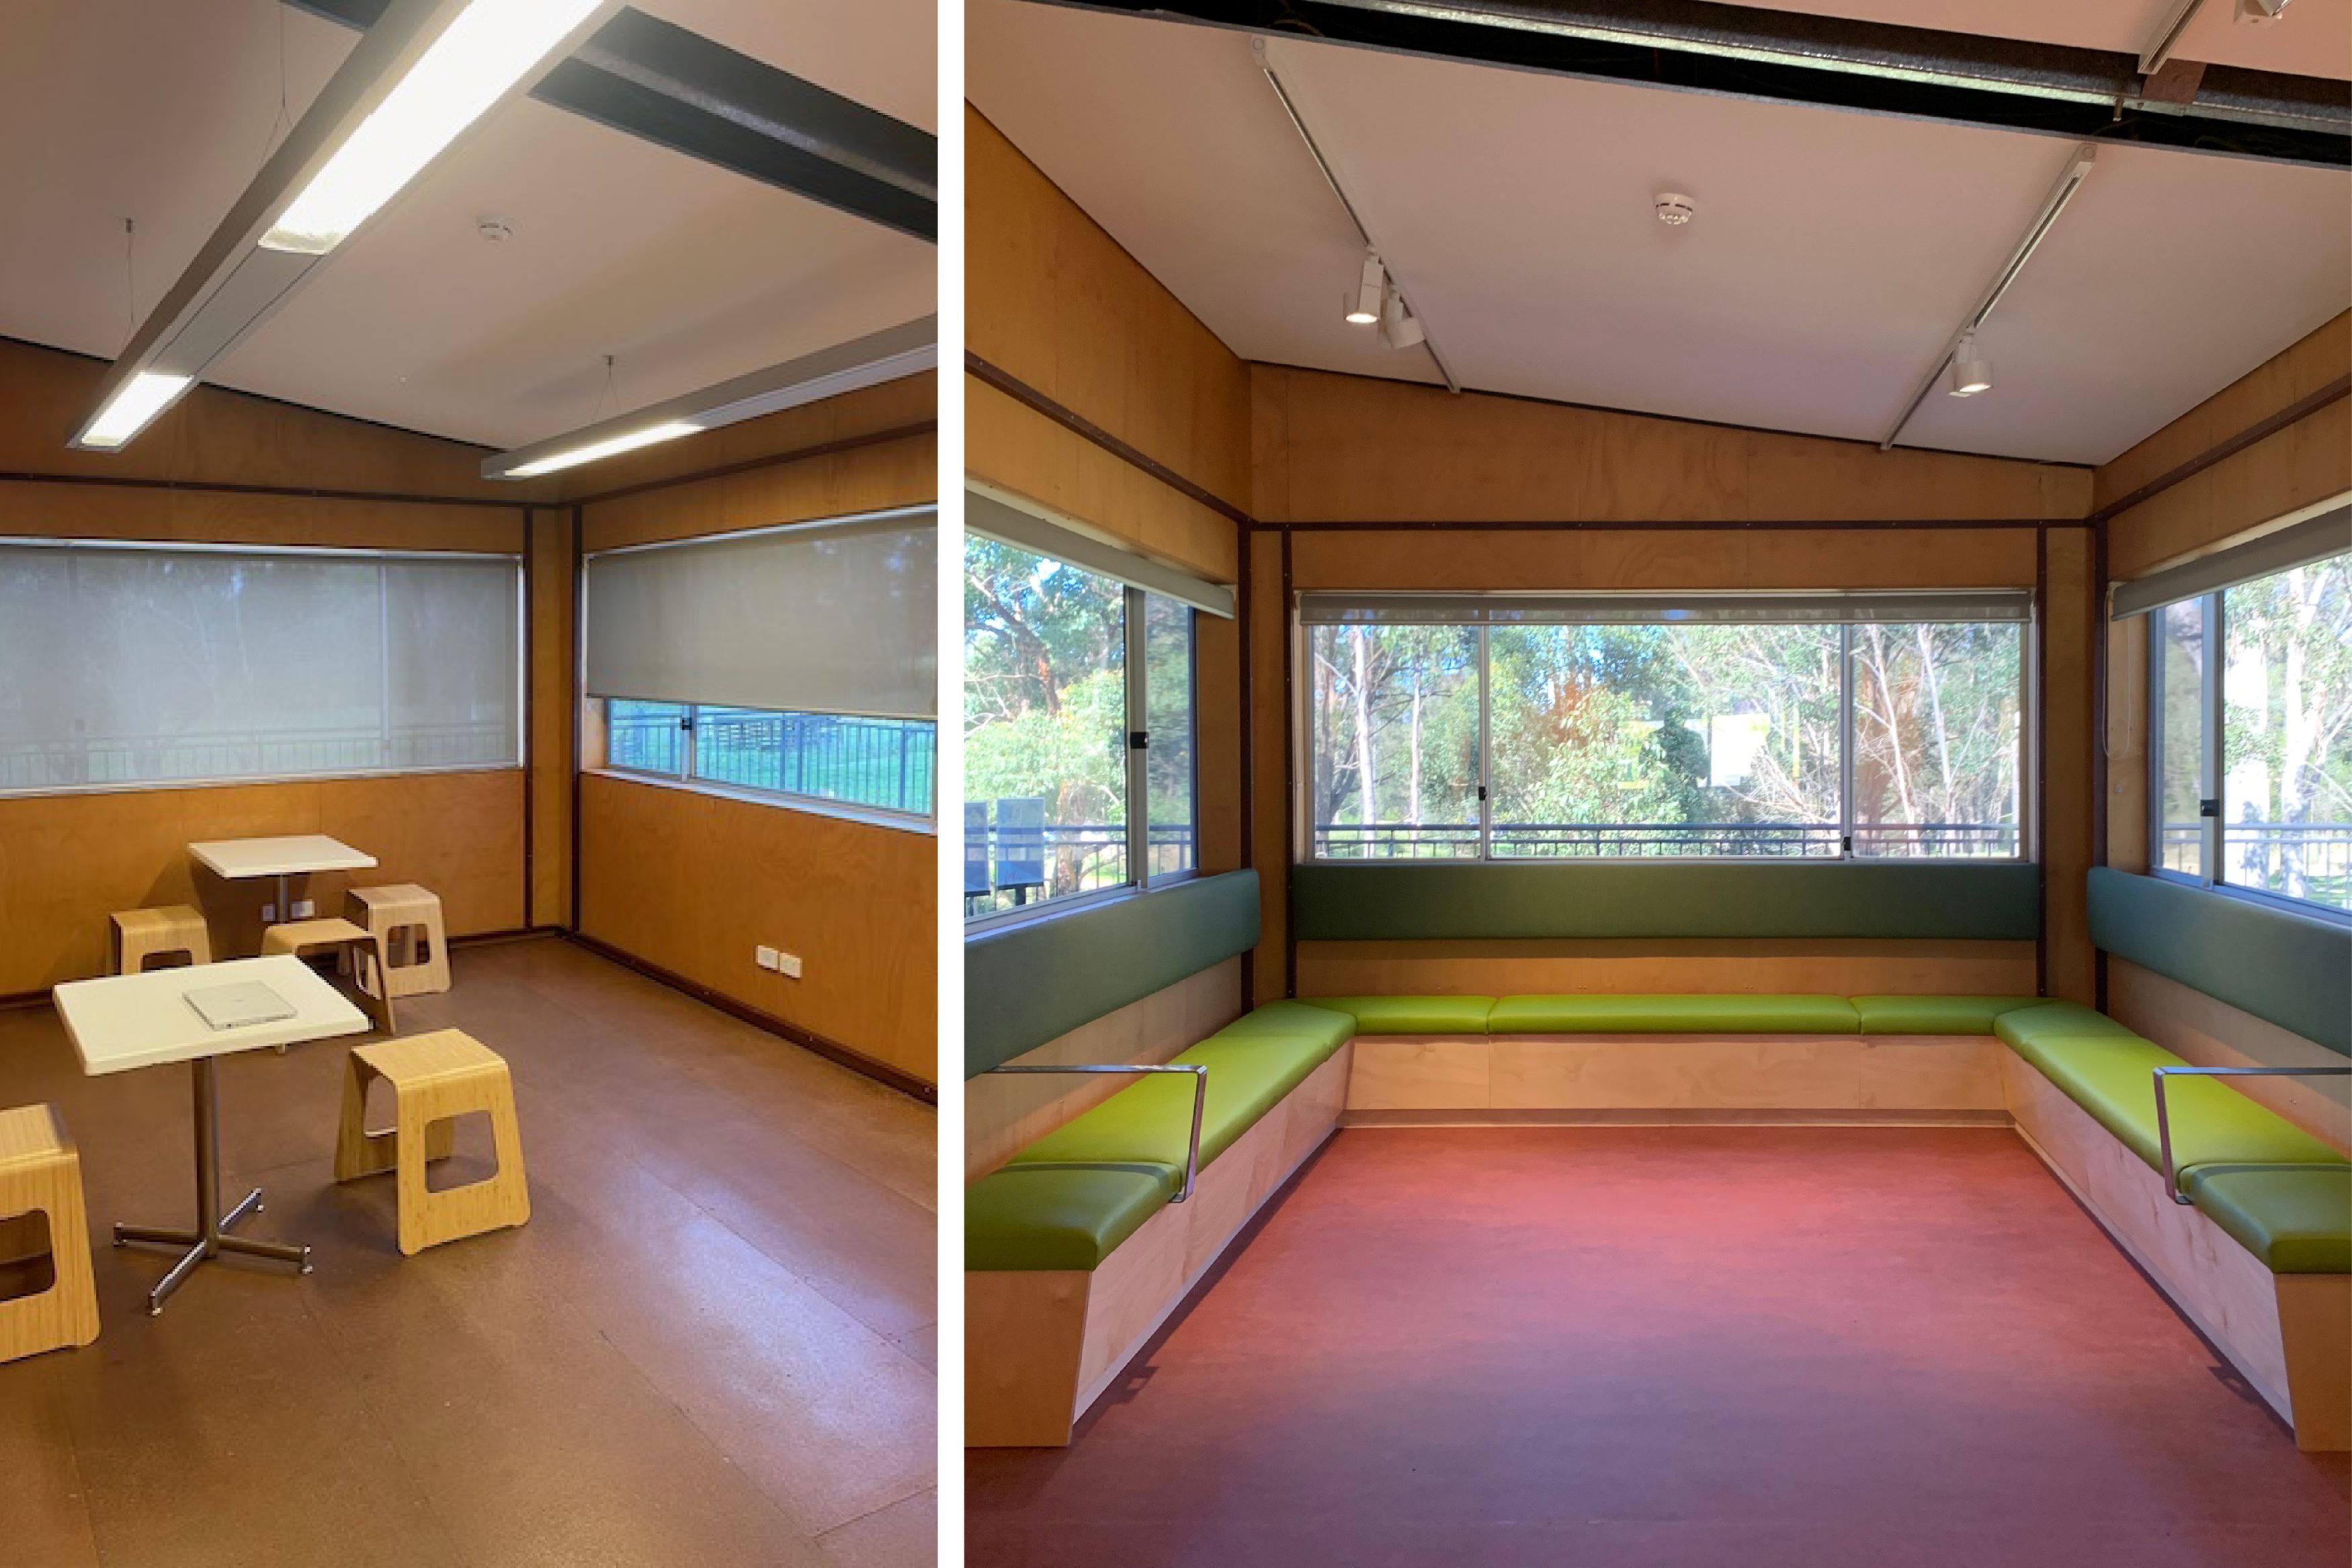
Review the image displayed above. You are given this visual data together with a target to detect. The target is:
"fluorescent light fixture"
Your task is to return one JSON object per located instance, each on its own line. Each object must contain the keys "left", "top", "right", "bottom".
{"left": 263, "top": 0, "right": 605, "bottom": 255}
{"left": 70, "top": 0, "right": 618, "bottom": 454}
{"left": 76, "top": 372, "right": 194, "bottom": 449}
{"left": 482, "top": 316, "right": 937, "bottom": 482}
{"left": 1347, "top": 251, "right": 1384, "bottom": 325}
{"left": 503, "top": 421, "right": 705, "bottom": 477}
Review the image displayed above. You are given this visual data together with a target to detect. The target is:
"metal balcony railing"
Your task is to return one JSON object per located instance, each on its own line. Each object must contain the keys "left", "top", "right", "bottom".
{"left": 0, "top": 723, "right": 514, "bottom": 791}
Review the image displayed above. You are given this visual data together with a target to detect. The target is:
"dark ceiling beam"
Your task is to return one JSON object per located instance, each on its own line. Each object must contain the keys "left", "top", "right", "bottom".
{"left": 1031, "top": 0, "right": 2349, "bottom": 167}
{"left": 286, "top": 0, "right": 937, "bottom": 241}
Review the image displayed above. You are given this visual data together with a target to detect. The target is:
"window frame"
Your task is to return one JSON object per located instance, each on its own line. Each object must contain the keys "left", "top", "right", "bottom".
{"left": 962, "top": 569, "right": 1202, "bottom": 930}
{"left": 595, "top": 698, "right": 937, "bottom": 834}
{"left": 2146, "top": 580, "right": 2352, "bottom": 928}
{"left": 0, "top": 537, "right": 525, "bottom": 798}
{"left": 1293, "top": 603, "right": 2036, "bottom": 867}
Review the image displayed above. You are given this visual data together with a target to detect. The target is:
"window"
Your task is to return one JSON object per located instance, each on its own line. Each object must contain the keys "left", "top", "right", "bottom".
{"left": 2148, "top": 552, "right": 2352, "bottom": 916}
{"left": 0, "top": 542, "right": 519, "bottom": 793}
{"left": 604, "top": 699, "right": 935, "bottom": 818}
{"left": 582, "top": 509, "right": 938, "bottom": 826}
{"left": 1301, "top": 594, "right": 2027, "bottom": 862}
{"left": 964, "top": 536, "right": 1199, "bottom": 918}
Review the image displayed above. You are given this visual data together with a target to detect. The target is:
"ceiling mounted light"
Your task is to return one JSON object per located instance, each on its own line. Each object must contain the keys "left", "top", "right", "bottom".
{"left": 1654, "top": 191, "right": 1697, "bottom": 225}
{"left": 77, "top": 372, "right": 194, "bottom": 451}
{"left": 1379, "top": 285, "right": 1425, "bottom": 350}
{"left": 69, "top": 0, "right": 619, "bottom": 453}
{"left": 482, "top": 316, "right": 936, "bottom": 481}
{"left": 1346, "top": 251, "right": 1384, "bottom": 326}
{"left": 1948, "top": 332, "right": 1993, "bottom": 398}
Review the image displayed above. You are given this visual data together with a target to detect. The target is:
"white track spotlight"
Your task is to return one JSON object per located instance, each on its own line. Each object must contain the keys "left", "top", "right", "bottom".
{"left": 1380, "top": 284, "right": 1425, "bottom": 350}
{"left": 1347, "top": 251, "right": 1384, "bottom": 325}
{"left": 2237, "top": 0, "right": 2290, "bottom": 23}
{"left": 1948, "top": 331, "right": 1992, "bottom": 398}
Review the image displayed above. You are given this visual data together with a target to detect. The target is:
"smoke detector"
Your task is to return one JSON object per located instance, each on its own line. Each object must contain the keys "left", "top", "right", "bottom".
{"left": 1654, "top": 192, "right": 1696, "bottom": 226}
{"left": 476, "top": 215, "right": 516, "bottom": 243}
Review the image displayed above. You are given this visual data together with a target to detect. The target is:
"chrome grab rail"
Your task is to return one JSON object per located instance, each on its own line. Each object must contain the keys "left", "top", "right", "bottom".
{"left": 2152, "top": 1064, "right": 2352, "bottom": 1205}
{"left": 988, "top": 1063, "right": 1209, "bottom": 1203}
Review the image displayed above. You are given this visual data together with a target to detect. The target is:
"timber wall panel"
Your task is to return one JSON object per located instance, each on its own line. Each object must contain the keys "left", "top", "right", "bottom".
{"left": 1296, "top": 940, "right": 2038, "bottom": 1000}
{"left": 576, "top": 773, "right": 935, "bottom": 1084}
{"left": 528, "top": 509, "right": 575, "bottom": 928}
{"left": 0, "top": 771, "right": 525, "bottom": 996}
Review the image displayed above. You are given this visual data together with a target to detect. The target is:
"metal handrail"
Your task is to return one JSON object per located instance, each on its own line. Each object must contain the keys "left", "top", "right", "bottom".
{"left": 2152, "top": 1064, "right": 2352, "bottom": 1204}
{"left": 987, "top": 1062, "right": 1210, "bottom": 1202}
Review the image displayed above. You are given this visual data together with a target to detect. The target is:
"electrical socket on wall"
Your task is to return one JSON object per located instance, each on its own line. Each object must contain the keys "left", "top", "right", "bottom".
{"left": 755, "top": 945, "right": 780, "bottom": 971}
{"left": 777, "top": 951, "right": 802, "bottom": 979}
{"left": 293, "top": 899, "right": 314, "bottom": 919}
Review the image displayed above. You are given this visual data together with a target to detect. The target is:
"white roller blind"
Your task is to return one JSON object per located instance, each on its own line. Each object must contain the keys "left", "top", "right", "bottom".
{"left": 1298, "top": 590, "right": 2033, "bottom": 625}
{"left": 0, "top": 541, "right": 520, "bottom": 793}
{"left": 584, "top": 509, "right": 937, "bottom": 719}
{"left": 967, "top": 482, "right": 1236, "bottom": 619}
{"left": 2111, "top": 499, "right": 2351, "bottom": 619}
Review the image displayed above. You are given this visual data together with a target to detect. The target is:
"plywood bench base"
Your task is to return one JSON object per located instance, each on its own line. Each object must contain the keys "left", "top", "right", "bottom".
{"left": 967, "top": 1043, "right": 1352, "bottom": 1448}
{"left": 2003, "top": 1051, "right": 2349, "bottom": 1452}
{"left": 1345, "top": 1034, "right": 2008, "bottom": 1119}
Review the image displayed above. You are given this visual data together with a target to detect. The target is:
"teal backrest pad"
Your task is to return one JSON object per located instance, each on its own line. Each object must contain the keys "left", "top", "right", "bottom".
{"left": 2087, "top": 867, "right": 2350, "bottom": 1057}
{"left": 1291, "top": 862, "right": 2041, "bottom": 942}
{"left": 964, "top": 870, "right": 1261, "bottom": 1078}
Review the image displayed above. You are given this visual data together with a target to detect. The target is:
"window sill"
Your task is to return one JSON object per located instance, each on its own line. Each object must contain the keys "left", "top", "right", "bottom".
{"left": 585, "top": 767, "right": 936, "bottom": 836}
{"left": 963, "top": 869, "right": 1203, "bottom": 937}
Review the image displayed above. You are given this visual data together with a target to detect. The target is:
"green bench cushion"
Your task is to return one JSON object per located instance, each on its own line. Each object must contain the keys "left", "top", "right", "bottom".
{"left": 1488, "top": 994, "right": 1861, "bottom": 1035}
{"left": 966, "top": 1163, "right": 1179, "bottom": 1272}
{"left": 1299, "top": 995, "right": 1495, "bottom": 1034}
{"left": 1212, "top": 1000, "right": 1357, "bottom": 1051}
{"left": 2011, "top": 1034, "right": 2347, "bottom": 1184}
{"left": 2183, "top": 1166, "right": 2352, "bottom": 1274}
{"left": 1009, "top": 1031, "right": 1344, "bottom": 1176}
{"left": 1852, "top": 995, "right": 2046, "bottom": 1035}
{"left": 1993, "top": 1001, "right": 2143, "bottom": 1053}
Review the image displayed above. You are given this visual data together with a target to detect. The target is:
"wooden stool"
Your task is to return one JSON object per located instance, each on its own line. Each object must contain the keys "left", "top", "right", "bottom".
{"left": 262, "top": 918, "right": 395, "bottom": 1035}
{"left": 110, "top": 906, "right": 212, "bottom": 975}
{"left": 345, "top": 884, "right": 451, "bottom": 998}
{"left": 334, "top": 1030, "right": 528, "bottom": 1256}
{"left": 0, "top": 1105, "right": 100, "bottom": 1362}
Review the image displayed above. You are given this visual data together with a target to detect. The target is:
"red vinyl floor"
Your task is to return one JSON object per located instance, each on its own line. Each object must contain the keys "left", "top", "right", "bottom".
{"left": 967, "top": 1126, "right": 2349, "bottom": 1567}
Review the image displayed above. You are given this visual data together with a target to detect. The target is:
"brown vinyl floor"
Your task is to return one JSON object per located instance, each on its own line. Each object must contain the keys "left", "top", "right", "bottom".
{"left": 0, "top": 936, "right": 936, "bottom": 1568}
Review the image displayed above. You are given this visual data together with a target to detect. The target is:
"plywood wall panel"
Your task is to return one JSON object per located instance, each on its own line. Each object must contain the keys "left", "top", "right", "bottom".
{"left": 2096, "top": 311, "right": 2350, "bottom": 515}
{"left": 527, "top": 510, "right": 575, "bottom": 928}
{"left": 0, "top": 339, "right": 517, "bottom": 501}
{"left": 576, "top": 774, "right": 936, "bottom": 1084}
{"left": 2043, "top": 527, "right": 2097, "bottom": 1004}
{"left": 2106, "top": 397, "right": 2352, "bottom": 580}
{"left": 1249, "top": 530, "right": 1289, "bottom": 992}
{"left": 1252, "top": 365, "right": 2089, "bottom": 525}
{"left": 967, "top": 378, "right": 1236, "bottom": 582}
{"left": 579, "top": 432, "right": 935, "bottom": 552}
{"left": 968, "top": 110, "right": 1252, "bottom": 517}
{"left": 0, "top": 771, "right": 525, "bottom": 996}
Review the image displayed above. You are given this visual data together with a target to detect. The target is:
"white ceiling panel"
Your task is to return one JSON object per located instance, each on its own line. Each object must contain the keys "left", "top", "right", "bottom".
{"left": 0, "top": 0, "right": 933, "bottom": 449}
{"left": 968, "top": 1, "right": 2351, "bottom": 464}
{"left": 967, "top": 4, "right": 1440, "bottom": 389}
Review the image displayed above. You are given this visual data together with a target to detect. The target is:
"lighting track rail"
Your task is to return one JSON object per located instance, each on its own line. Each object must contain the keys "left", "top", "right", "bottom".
{"left": 289, "top": 0, "right": 938, "bottom": 240}
{"left": 1253, "top": 36, "right": 1462, "bottom": 392}
{"left": 1879, "top": 143, "right": 2096, "bottom": 450}
{"left": 1032, "top": 0, "right": 2351, "bottom": 167}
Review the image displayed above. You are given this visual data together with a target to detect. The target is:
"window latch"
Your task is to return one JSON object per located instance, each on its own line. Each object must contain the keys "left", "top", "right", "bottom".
{"left": 1128, "top": 730, "right": 1149, "bottom": 750}
{"left": 677, "top": 713, "right": 696, "bottom": 734}
{"left": 1841, "top": 834, "right": 1853, "bottom": 855}
{"left": 1477, "top": 786, "right": 1489, "bottom": 802}
{"left": 2198, "top": 797, "right": 2219, "bottom": 819}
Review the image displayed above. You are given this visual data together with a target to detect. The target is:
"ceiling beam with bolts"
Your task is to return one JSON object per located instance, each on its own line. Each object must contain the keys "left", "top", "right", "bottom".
{"left": 289, "top": 0, "right": 938, "bottom": 240}
{"left": 1028, "top": 0, "right": 2349, "bottom": 167}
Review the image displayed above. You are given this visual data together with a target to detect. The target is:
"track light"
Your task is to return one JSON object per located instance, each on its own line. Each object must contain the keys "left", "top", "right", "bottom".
{"left": 1380, "top": 285, "right": 1425, "bottom": 350}
{"left": 1949, "top": 332, "right": 1992, "bottom": 398}
{"left": 2237, "top": 0, "right": 2290, "bottom": 22}
{"left": 1347, "top": 251, "right": 1384, "bottom": 325}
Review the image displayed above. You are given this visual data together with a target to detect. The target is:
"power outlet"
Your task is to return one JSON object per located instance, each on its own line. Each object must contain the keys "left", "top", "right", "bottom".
{"left": 292, "top": 898, "right": 315, "bottom": 919}
{"left": 754, "top": 945, "right": 781, "bottom": 971}
{"left": 778, "top": 951, "right": 802, "bottom": 979}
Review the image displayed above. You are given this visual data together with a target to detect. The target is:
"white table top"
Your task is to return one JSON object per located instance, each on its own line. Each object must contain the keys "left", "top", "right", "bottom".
{"left": 53, "top": 957, "right": 371, "bottom": 1076}
{"left": 187, "top": 834, "right": 376, "bottom": 880}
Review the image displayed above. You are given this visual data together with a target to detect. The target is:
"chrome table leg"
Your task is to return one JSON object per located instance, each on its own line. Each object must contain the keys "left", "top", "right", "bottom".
{"left": 113, "top": 1056, "right": 312, "bottom": 1315}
